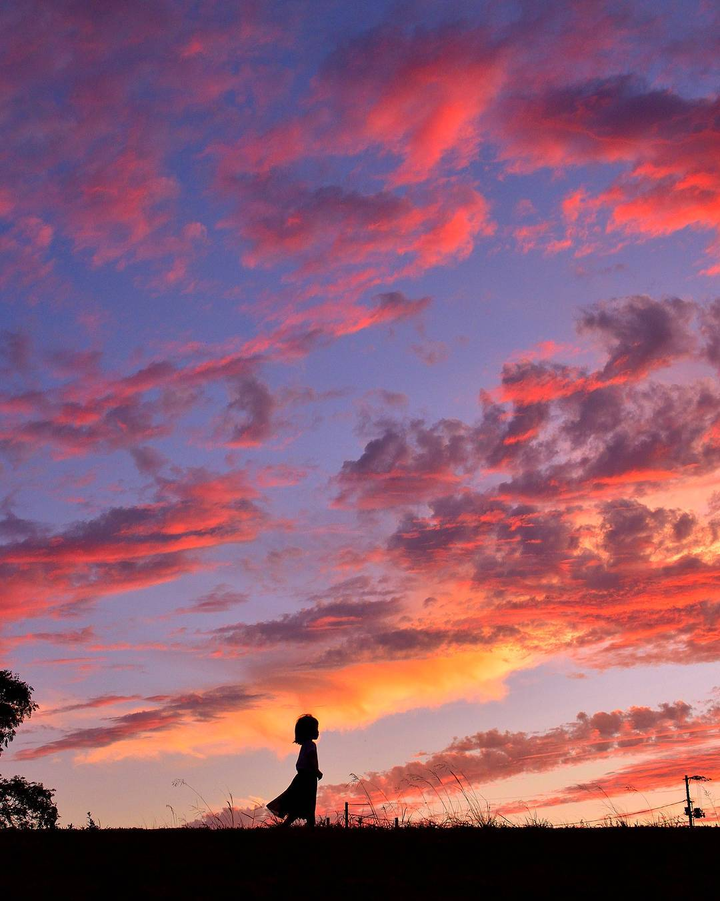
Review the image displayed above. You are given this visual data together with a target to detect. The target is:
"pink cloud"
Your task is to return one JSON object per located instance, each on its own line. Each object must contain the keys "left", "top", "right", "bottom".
{"left": 318, "top": 698, "right": 718, "bottom": 814}
{"left": 334, "top": 420, "right": 470, "bottom": 510}
{"left": 175, "top": 584, "right": 250, "bottom": 615}
{"left": 337, "top": 297, "right": 716, "bottom": 515}
{"left": 3, "top": 1, "right": 718, "bottom": 300}
{"left": 16, "top": 682, "right": 263, "bottom": 760}
{"left": 0, "top": 465, "right": 266, "bottom": 625}
{"left": 44, "top": 695, "right": 143, "bottom": 716}
{"left": 0, "top": 286, "right": 439, "bottom": 463}
{"left": 219, "top": 21, "right": 507, "bottom": 185}
{"left": 219, "top": 376, "right": 276, "bottom": 448}
{"left": 220, "top": 173, "right": 493, "bottom": 293}
{"left": 0, "top": 1, "right": 283, "bottom": 288}
{"left": 497, "top": 77, "right": 720, "bottom": 269}
{"left": 322, "top": 297, "right": 720, "bottom": 675}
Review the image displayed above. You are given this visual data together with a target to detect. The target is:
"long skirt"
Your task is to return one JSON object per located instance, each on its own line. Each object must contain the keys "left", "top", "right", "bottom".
{"left": 267, "top": 770, "right": 317, "bottom": 823}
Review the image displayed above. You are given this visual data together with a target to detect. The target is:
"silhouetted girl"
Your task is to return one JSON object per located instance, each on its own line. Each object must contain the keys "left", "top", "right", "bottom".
{"left": 267, "top": 714, "right": 323, "bottom": 827}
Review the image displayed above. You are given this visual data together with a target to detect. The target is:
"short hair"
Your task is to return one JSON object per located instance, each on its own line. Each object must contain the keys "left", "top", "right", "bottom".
{"left": 294, "top": 714, "right": 319, "bottom": 744}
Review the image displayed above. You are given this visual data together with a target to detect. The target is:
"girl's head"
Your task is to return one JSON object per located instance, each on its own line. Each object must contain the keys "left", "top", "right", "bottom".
{"left": 294, "top": 713, "right": 319, "bottom": 744}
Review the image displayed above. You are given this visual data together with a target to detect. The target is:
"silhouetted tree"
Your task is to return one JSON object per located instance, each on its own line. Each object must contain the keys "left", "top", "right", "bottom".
{"left": 0, "top": 669, "right": 58, "bottom": 829}
{"left": 0, "top": 776, "right": 58, "bottom": 828}
{"left": 0, "top": 669, "right": 37, "bottom": 751}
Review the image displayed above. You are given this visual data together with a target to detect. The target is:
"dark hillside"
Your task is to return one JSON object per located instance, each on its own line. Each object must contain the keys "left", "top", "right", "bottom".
{"left": 2, "top": 826, "right": 716, "bottom": 899}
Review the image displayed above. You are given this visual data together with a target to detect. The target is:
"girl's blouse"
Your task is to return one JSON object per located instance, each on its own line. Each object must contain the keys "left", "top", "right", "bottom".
{"left": 296, "top": 739, "right": 318, "bottom": 772}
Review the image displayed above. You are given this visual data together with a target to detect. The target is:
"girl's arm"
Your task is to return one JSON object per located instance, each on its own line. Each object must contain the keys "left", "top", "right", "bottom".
{"left": 313, "top": 742, "right": 322, "bottom": 779}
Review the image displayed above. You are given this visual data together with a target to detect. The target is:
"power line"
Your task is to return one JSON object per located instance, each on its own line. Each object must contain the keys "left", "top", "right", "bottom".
{"left": 342, "top": 798, "right": 688, "bottom": 826}
{"left": 561, "top": 800, "right": 684, "bottom": 827}
{"left": 341, "top": 774, "right": 714, "bottom": 826}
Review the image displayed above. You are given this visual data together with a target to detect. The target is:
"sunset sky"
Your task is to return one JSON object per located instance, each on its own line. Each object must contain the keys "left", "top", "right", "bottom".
{"left": 3, "top": 0, "right": 720, "bottom": 827}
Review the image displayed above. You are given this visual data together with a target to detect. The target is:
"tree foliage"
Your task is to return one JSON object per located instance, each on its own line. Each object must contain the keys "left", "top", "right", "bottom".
{"left": 0, "top": 670, "right": 58, "bottom": 828}
{"left": 0, "top": 669, "right": 38, "bottom": 753}
{"left": 0, "top": 776, "right": 58, "bottom": 829}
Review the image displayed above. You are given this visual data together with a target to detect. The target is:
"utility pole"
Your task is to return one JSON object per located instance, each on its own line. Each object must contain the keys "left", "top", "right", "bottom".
{"left": 684, "top": 774, "right": 710, "bottom": 827}
{"left": 684, "top": 775, "right": 694, "bottom": 828}
{"left": 344, "top": 801, "right": 349, "bottom": 828}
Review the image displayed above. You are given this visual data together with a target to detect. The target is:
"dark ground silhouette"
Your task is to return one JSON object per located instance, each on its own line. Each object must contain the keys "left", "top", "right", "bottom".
{"left": 1, "top": 827, "right": 717, "bottom": 898}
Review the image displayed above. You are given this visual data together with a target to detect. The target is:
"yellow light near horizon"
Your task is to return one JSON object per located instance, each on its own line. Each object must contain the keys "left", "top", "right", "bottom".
{"left": 80, "top": 644, "right": 535, "bottom": 764}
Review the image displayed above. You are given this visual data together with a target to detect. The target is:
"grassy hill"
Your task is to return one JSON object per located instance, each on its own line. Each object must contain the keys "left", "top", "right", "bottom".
{"left": 2, "top": 825, "right": 716, "bottom": 898}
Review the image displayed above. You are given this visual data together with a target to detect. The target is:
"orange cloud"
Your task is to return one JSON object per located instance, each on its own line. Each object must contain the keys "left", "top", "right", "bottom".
{"left": 21, "top": 644, "right": 529, "bottom": 764}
